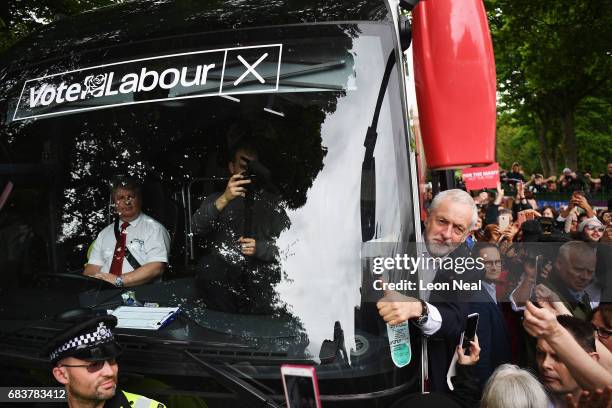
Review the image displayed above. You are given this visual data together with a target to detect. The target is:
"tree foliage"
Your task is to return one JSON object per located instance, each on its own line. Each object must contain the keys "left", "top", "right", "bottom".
{"left": 497, "top": 97, "right": 612, "bottom": 176}
{"left": 0, "top": 0, "right": 121, "bottom": 53}
{"left": 487, "top": 0, "right": 612, "bottom": 175}
{"left": 496, "top": 113, "right": 540, "bottom": 173}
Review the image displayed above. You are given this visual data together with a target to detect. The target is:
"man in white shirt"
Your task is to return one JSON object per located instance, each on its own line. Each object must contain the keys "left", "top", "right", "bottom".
{"left": 377, "top": 189, "right": 479, "bottom": 391}
{"left": 84, "top": 177, "right": 170, "bottom": 288}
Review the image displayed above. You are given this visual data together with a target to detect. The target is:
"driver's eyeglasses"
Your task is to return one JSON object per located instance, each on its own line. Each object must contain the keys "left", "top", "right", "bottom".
{"left": 593, "top": 325, "right": 612, "bottom": 340}
{"left": 59, "top": 358, "right": 117, "bottom": 373}
{"left": 114, "top": 195, "right": 137, "bottom": 204}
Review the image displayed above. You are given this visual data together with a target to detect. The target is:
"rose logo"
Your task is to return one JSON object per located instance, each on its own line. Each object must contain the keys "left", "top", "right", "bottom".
{"left": 83, "top": 74, "right": 108, "bottom": 97}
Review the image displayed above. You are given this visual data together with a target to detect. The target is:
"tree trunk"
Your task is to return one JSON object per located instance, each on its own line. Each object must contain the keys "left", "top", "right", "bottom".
{"left": 548, "top": 154, "right": 557, "bottom": 177}
{"left": 549, "top": 130, "right": 559, "bottom": 177}
{"left": 560, "top": 109, "right": 578, "bottom": 171}
{"left": 537, "top": 124, "right": 552, "bottom": 176}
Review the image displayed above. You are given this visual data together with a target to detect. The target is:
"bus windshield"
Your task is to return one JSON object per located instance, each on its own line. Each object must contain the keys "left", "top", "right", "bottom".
{"left": 0, "top": 21, "right": 416, "bottom": 393}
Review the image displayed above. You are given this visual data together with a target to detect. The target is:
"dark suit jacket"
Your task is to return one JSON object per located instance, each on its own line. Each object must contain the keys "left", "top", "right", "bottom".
{"left": 426, "top": 243, "right": 481, "bottom": 392}
{"left": 545, "top": 272, "right": 592, "bottom": 321}
{"left": 468, "top": 288, "right": 512, "bottom": 389}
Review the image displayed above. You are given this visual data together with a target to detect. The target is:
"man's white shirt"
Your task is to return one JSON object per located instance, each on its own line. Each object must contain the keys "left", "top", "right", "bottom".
{"left": 418, "top": 246, "right": 443, "bottom": 336}
{"left": 483, "top": 281, "right": 497, "bottom": 304}
{"left": 88, "top": 213, "right": 170, "bottom": 274}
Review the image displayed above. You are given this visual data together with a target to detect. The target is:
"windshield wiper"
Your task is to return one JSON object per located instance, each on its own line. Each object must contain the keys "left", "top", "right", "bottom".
{"left": 118, "top": 334, "right": 281, "bottom": 407}
{"left": 360, "top": 51, "right": 396, "bottom": 242}
{"left": 184, "top": 350, "right": 281, "bottom": 408}
{"left": 116, "top": 330, "right": 254, "bottom": 350}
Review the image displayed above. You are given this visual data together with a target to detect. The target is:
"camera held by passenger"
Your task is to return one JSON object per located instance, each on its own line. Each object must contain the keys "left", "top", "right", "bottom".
{"left": 242, "top": 157, "right": 271, "bottom": 188}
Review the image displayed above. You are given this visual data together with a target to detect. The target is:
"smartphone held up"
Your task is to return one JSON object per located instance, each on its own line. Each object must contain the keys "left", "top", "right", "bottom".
{"left": 281, "top": 365, "right": 322, "bottom": 408}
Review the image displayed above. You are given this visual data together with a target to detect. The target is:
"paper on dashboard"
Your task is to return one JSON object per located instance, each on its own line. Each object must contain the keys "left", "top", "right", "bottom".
{"left": 110, "top": 306, "right": 180, "bottom": 330}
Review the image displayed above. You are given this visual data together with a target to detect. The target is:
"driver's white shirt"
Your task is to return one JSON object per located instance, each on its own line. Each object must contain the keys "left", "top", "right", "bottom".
{"left": 88, "top": 213, "right": 170, "bottom": 274}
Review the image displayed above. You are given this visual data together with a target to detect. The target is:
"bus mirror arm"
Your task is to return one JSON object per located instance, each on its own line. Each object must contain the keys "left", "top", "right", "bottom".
{"left": 399, "top": 0, "right": 421, "bottom": 11}
{"left": 398, "top": 0, "right": 419, "bottom": 52}
{"left": 319, "top": 321, "right": 350, "bottom": 366}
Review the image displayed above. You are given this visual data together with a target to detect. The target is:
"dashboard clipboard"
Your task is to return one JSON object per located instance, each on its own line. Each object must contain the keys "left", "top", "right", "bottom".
{"left": 110, "top": 306, "right": 180, "bottom": 330}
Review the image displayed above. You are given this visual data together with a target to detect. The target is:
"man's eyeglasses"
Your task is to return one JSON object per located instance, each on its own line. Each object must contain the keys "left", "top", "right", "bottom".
{"left": 593, "top": 325, "right": 612, "bottom": 340}
{"left": 483, "top": 260, "right": 502, "bottom": 267}
{"left": 58, "top": 358, "right": 117, "bottom": 373}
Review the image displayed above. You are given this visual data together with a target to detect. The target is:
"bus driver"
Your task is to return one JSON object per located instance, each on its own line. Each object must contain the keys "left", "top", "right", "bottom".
{"left": 84, "top": 176, "right": 171, "bottom": 288}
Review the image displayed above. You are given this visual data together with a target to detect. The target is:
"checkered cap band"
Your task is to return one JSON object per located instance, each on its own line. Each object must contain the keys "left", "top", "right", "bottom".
{"left": 50, "top": 322, "right": 114, "bottom": 361}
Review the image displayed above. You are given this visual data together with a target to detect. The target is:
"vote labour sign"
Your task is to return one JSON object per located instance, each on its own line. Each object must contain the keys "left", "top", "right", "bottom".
{"left": 462, "top": 163, "right": 499, "bottom": 191}
{"left": 13, "top": 44, "right": 282, "bottom": 121}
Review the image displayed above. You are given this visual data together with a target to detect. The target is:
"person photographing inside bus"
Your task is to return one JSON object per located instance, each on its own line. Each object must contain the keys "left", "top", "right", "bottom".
{"left": 83, "top": 176, "right": 170, "bottom": 288}
{"left": 193, "top": 143, "right": 276, "bottom": 261}
{"left": 192, "top": 127, "right": 289, "bottom": 313}
{"left": 48, "top": 314, "right": 165, "bottom": 408}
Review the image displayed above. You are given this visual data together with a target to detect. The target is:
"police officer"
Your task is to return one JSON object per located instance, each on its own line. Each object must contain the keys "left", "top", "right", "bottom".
{"left": 47, "top": 314, "right": 166, "bottom": 408}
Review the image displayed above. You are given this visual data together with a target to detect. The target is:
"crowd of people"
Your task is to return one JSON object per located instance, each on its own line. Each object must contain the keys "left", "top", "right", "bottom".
{"left": 408, "top": 162, "right": 612, "bottom": 407}
{"left": 498, "top": 162, "right": 612, "bottom": 195}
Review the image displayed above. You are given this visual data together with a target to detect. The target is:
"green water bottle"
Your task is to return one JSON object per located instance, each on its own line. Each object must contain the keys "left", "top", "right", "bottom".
{"left": 387, "top": 321, "right": 412, "bottom": 367}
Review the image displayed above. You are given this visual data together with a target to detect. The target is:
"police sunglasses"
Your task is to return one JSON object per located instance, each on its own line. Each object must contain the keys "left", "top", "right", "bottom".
{"left": 58, "top": 358, "right": 117, "bottom": 373}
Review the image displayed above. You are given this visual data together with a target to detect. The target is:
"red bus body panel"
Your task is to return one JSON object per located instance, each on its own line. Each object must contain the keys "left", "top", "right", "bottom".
{"left": 412, "top": 0, "right": 496, "bottom": 169}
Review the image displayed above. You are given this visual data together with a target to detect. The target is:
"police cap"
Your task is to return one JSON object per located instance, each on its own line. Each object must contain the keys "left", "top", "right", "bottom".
{"left": 46, "top": 314, "right": 122, "bottom": 363}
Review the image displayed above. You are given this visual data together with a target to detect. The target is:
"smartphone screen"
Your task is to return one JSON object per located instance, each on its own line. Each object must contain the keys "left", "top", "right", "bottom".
{"left": 462, "top": 313, "right": 479, "bottom": 350}
{"left": 498, "top": 214, "right": 510, "bottom": 230}
{"left": 282, "top": 366, "right": 321, "bottom": 408}
{"left": 284, "top": 376, "right": 318, "bottom": 408}
{"left": 535, "top": 255, "right": 546, "bottom": 286}
{"left": 528, "top": 255, "right": 545, "bottom": 303}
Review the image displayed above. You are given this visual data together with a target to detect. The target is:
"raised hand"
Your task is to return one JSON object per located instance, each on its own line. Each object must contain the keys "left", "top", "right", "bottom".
{"left": 457, "top": 335, "right": 481, "bottom": 366}
{"left": 566, "top": 386, "right": 612, "bottom": 408}
{"left": 215, "top": 174, "right": 251, "bottom": 211}
{"left": 523, "top": 301, "right": 561, "bottom": 340}
{"left": 238, "top": 236, "right": 256, "bottom": 257}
